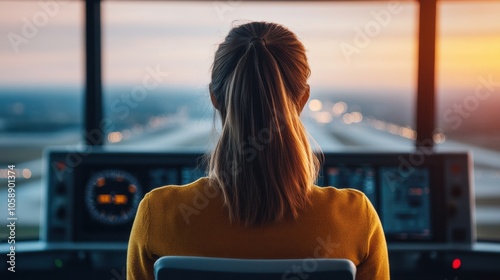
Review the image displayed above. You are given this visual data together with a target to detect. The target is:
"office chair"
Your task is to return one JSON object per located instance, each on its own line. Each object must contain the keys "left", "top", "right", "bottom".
{"left": 154, "top": 256, "right": 356, "bottom": 280}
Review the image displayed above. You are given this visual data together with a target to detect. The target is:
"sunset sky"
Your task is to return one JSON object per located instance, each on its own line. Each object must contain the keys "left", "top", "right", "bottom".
{"left": 0, "top": 1, "right": 499, "bottom": 98}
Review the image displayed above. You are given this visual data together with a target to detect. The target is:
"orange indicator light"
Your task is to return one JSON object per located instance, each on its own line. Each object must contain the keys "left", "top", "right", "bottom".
{"left": 97, "top": 178, "right": 106, "bottom": 187}
{"left": 409, "top": 188, "right": 423, "bottom": 195}
{"left": 97, "top": 194, "right": 112, "bottom": 204}
{"left": 56, "top": 162, "right": 66, "bottom": 171}
{"left": 128, "top": 185, "right": 137, "bottom": 193}
{"left": 114, "top": 195, "right": 128, "bottom": 205}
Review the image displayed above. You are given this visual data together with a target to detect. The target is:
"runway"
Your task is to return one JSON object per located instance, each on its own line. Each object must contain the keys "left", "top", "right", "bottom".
{"left": 1, "top": 118, "right": 499, "bottom": 240}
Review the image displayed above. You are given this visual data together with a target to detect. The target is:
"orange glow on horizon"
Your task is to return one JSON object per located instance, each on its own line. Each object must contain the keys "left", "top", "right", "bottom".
{"left": 438, "top": 36, "right": 500, "bottom": 89}
{"left": 437, "top": 3, "right": 500, "bottom": 92}
{"left": 0, "top": 2, "right": 498, "bottom": 98}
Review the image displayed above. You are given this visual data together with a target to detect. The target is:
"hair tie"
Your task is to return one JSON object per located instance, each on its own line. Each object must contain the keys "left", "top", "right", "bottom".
{"left": 250, "top": 37, "right": 266, "bottom": 45}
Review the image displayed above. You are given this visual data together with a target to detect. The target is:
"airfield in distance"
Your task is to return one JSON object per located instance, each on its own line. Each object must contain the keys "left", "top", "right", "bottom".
{"left": 0, "top": 87, "right": 499, "bottom": 241}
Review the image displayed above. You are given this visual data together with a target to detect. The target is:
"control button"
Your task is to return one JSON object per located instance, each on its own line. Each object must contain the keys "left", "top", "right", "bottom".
{"left": 451, "top": 185, "right": 463, "bottom": 198}
{"left": 448, "top": 203, "right": 458, "bottom": 217}
{"left": 451, "top": 164, "right": 462, "bottom": 175}
{"left": 452, "top": 228, "right": 467, "bottom": 242}
{"left": 52, "top": 226, "right": 66, "bottom": 236}
{"left": 56, "top": 206, "right": 66, "bottom": 219}
{"left": 56, "top": 182, "right": 66, "bottom": 195}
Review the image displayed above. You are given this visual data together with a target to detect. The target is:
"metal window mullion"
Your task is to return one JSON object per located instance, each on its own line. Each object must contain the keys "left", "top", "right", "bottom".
{"left": 416, "top": 0, "right": 437, "bottom": 149}
{"left": 84, "top": 0, "right": 103, "bottom": 146}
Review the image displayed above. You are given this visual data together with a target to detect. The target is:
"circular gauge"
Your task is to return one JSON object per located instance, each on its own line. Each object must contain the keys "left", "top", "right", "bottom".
{"left": 85, "top": 169, "right": 142, "bottom": 225}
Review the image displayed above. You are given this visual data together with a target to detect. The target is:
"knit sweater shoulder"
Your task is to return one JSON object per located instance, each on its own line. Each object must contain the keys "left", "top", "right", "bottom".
{"left": 127, "top": 177, "right": 390, "bottom": 280}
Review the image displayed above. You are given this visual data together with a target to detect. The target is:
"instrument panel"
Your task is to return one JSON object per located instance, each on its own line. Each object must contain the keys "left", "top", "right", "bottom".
{"left": 85, "top": 169, "right": 142, "bottom": 225}
{"left": 3, "top": 148, "right": 493, "bottom": 280}
{"left": 44, "top": 148, "right": 474, "bottom": 245}
{"left": 44, "top": 150, "right": 205, "bottom": 241}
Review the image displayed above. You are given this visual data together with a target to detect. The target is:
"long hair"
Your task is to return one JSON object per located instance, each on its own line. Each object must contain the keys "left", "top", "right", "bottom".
{"left": 208, "top": 22, "right": 320, "bottom": 226}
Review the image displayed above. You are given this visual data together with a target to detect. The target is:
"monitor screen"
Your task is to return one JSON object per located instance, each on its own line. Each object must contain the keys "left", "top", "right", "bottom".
{"left": 379, "top": 167, "right": 431, "bottom": 240}
{"left": 325, "top": 165, "right": 432, "bottom": 241}
{"left": 70, "top": 153, "right": 207, "bottom": 242}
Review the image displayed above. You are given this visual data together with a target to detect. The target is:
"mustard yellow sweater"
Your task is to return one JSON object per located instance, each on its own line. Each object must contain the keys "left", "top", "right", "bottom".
{"left": 127, "top": 177, "right": 390, "bottom": 280}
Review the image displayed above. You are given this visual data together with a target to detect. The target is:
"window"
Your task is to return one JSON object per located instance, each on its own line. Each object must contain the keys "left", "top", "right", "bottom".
{"left": 2, "top": 0, "right": 498, "bottom": 242}
{"left": 0, "top": 1, "right": 83, "bottom": 241}
{"left": 102, "top": 1, "right": 418, "bottom": 151}
{"left": 436, "top": 2, "right": 500, "bottom": 241}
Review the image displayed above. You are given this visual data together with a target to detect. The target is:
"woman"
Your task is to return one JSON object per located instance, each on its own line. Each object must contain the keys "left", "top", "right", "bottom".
{"left": 127, "top": 21, "right": 389, "bottom": 280}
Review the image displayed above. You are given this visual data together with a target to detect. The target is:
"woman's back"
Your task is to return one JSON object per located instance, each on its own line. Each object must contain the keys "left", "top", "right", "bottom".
{"left": 127, "top": 178, "right": 389, "bottom": 279}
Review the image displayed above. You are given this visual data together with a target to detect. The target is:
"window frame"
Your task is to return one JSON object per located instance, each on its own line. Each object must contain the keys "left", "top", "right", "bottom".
{"left": 83, "top": 0, "right": 437, "bottom": 149}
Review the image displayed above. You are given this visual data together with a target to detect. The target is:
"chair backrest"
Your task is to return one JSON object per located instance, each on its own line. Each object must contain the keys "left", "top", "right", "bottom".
{"left": 154, "top": 256, "right": 356, "bottom": 280}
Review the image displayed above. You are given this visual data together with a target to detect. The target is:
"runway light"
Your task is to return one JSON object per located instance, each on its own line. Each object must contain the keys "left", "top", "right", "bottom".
{"left": 342, "top": 113, "right": 353, "bottom": 125}
{"left": 452, "top": 258, "right": 461, "bottom": 270}
{"left": 108, "top": 132, "right": 123, "bottom": 143}
{"left": 308, "top": 99, "right": 323, "bottom": 112}
{"left": 387, "top": 123, "right": 400, "bottom": 134}
{"left": 332, "top": 102, "right": 347, "bottom": 116}
{"left": 371, "top": 119, "right": 386, "bottom": 130}
{"left": 398, "top": 127, "right": 416, "bottom": 140}
{"left": 350, "top": 112, "right": 363, "bottom": 123}
{"left": 433, "top": 132, "right": 446, "bottom": 144}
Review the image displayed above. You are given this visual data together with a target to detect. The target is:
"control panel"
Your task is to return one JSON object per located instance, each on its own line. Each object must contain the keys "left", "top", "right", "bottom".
{"left": 43, "top": 149, "right": 474, "bottom": 244}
